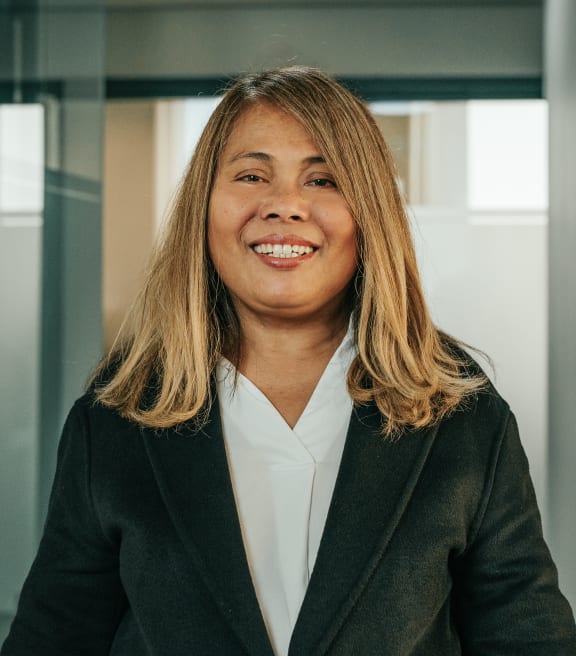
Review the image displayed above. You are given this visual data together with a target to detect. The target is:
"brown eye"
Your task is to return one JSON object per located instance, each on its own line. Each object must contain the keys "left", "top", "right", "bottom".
{"left": 308, "top": 178, "right": 336, "bottom": 188}
{"left": 238, "top": 174, "right": 264, "bottom": 183}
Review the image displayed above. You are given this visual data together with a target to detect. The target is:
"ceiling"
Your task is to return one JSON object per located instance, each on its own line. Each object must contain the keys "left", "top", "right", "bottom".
{"left": 104, "top": 0, "right": 541, "bottom": 6}
{"left": 27, "top": 0, "right": 541, "bottom": 8}
{"left": 21, "top": 0, "right": 542, "bottom": 13}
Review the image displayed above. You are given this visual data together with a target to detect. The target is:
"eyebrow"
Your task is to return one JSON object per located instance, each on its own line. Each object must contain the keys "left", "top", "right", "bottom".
{"left": 227, "top": 151, "right": 326, "bottom": 165}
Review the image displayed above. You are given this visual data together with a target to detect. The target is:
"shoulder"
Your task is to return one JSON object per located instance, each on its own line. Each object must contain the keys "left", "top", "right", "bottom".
{"left": 437, "top": 335, "right": 509, "bottom": 438}
{"left": 55, "top": 391, "right": 170, "bottom": 519}
{"left": 59, "top": 389, "right": 148, "bottom": 467}
{"left": 434, "top": 375, "right": 512, "bottom": 459}
{"left": 419, "top": 378, "right": 529, "bottom": 549}
{"left": 440, "top": 332, "right": 492, "bottom": 380}
{"left": 413, "top": 334, "right": 515, "bottom": 481}
{"left": 71, "top": 386, "right": 132, "bottom": 428}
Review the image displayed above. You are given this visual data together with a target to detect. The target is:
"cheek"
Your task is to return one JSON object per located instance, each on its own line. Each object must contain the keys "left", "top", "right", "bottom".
{"left": 340, "top": 220, "right": 358, "bottom": 276}
{"left": 209, "top": 195, "right": 253, "bottom": 242}
{"left": 207, "top": 193, "right": 234, "bottom": 242}
{"left": 206, "top": 205, "right": 228, "bottom": 271}
{"left": 328, "top": 208, "right": 357, "bottom": 254}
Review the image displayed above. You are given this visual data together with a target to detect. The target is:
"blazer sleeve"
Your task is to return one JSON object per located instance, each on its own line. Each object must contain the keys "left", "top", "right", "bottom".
{"left": 1, "top": 399, "right": 127, "bottom": 656}
{"left": 452, "top": 411, "right": 576, "bottom": 654}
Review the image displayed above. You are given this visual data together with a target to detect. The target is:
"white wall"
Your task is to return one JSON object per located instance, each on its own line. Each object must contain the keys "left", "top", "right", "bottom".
{"left": 415, "top": 219, "right": 548, "bottom": 510}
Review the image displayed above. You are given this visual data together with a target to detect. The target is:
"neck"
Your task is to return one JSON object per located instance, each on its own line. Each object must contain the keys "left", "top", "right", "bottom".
{"left": 232, "top": 308, "right": 351, "bottom": 377}
{"left": 223, "top": 306, "right": 352, "bottom": 429}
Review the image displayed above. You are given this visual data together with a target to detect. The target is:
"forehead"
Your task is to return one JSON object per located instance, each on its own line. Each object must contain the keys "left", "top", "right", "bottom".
{"left": 221, "top": 103, "right": 320, "bottom": 158}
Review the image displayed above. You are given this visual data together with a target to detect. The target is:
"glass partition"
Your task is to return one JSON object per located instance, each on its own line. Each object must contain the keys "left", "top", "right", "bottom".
{"left": 0, "top": 102, "right": 44, "bottom": 632}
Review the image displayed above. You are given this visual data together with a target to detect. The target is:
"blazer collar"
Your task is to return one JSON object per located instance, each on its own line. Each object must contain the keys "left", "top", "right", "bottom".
{"left": 143, "top": 397, "right": 438, "bottom": 656}
{"left": 289, "top": 403, "right": 439, "bottom": 656}
{"left": 142, "top": 398, "right": 275, "bottom": 656}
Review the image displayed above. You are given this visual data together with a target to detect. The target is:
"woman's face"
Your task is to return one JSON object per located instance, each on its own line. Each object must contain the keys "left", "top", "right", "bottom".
{"left": 208, "top": 103, "right": 357, "bottom": 325}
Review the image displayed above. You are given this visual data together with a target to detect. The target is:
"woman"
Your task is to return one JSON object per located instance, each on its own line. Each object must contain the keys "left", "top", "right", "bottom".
{"left": 2, "top": 67, "right": 575, "bottom": 655}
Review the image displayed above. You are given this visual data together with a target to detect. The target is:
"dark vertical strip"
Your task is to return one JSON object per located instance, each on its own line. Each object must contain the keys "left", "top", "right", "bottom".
{"left": 36, "top": 4, "right": 106, "bottom": 535}
{"left": 39, "top": 169, "right": 65, "bottom": 527}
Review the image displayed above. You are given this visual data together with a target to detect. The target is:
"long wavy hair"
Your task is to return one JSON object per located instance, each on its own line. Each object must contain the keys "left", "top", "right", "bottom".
{"left": 93, "top": 66, "right": 486, "bottom": 436}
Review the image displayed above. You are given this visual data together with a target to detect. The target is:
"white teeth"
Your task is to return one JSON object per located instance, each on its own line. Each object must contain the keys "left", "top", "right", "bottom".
{"left": 253, "top": 243, "right": 314, "bottom": 258}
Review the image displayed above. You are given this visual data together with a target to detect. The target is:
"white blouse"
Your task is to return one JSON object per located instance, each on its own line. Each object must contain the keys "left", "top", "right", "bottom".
{"left": 216, "top": 328, "right": 356, "bottom": 656}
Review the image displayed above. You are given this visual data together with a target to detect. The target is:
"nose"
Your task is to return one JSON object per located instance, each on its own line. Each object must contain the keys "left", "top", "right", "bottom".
{"left": 259, "top": 183, "right": 309, "bottom": 222}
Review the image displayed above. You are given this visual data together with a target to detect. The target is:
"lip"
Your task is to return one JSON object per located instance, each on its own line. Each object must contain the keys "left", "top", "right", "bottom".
{"left": 248, "top": 233, "right": 318, "bottom": 269}
{"left": 247, "top": 233, "right": 319, "bottom": 248}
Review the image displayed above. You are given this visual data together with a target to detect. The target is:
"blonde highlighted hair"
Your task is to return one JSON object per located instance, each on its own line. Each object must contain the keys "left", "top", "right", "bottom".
{"left": 94, "top": 66, "right": 486, "bottom": 436}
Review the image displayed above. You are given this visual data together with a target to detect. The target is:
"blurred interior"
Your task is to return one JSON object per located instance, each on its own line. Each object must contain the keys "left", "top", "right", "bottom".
{"left": 1, "top": 0, "right": 575, "bottom": 639}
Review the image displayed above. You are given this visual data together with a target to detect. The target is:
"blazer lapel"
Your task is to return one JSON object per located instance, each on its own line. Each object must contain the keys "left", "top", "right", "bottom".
{"left": 289, "top": 403, "right": 439, "bottom": 656}
{"left": 142, "top": 398, "right": 274, "bottom": 656}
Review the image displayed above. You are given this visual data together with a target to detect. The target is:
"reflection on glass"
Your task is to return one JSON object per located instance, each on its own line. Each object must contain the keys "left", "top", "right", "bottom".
{"left": 0, "top": 105, "right": 44, "bottom": 218}
{"left": 0, "top": 103, "right": 44, "bottom": 621}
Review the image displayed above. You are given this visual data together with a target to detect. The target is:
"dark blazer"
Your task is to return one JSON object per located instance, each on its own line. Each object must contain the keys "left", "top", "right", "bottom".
{"left": 2, "top": 386, "right": 575, "bottom": 655}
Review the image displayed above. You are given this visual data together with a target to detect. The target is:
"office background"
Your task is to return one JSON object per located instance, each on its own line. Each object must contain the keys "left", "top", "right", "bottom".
{"left": 0, "top": 0, "right": 575, "bottom": 640}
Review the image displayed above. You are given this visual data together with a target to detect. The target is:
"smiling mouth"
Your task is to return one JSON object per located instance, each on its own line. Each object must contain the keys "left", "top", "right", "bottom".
{"left": 252, "top": 243, "right": 317, "bottom": 259}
